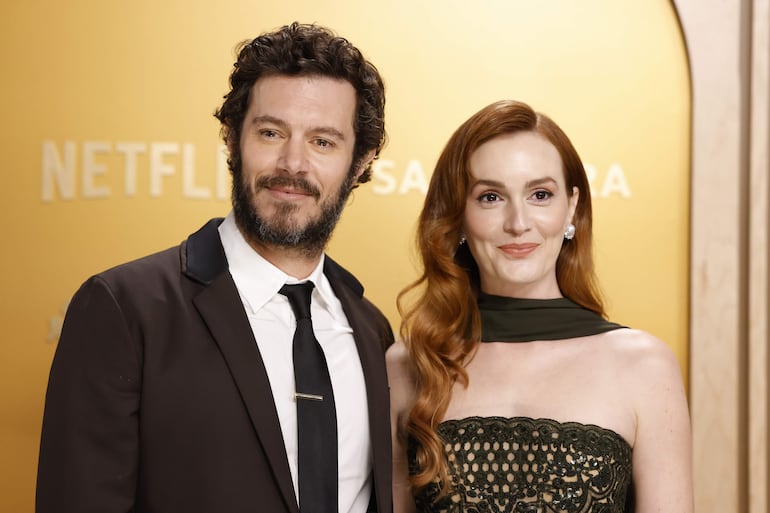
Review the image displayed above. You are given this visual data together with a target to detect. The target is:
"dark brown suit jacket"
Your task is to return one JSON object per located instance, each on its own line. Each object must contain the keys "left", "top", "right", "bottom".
{"left": 36, "top": 219, "right": 394, "bottom": 513}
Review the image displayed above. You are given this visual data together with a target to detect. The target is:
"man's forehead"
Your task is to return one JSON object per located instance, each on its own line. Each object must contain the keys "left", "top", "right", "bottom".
{"left": 242, "top": 82, "right": 354, "bottom": 141}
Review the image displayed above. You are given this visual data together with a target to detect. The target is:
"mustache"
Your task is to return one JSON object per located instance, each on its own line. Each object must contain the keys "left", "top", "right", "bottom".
{"left": 254, "top": 175, "right": 321, "bottom": 200}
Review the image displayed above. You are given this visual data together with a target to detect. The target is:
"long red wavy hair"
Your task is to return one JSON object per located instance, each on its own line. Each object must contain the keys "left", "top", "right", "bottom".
{"left": 397, "top": 100, "right": 606, "bottom": 493}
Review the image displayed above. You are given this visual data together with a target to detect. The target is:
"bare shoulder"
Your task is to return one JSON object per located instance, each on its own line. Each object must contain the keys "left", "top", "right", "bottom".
{"left": 599, "top": 329, "right": 687, "bottom": 416}
{"left": 386, "top": 340, "right": 418, "bottom": 417}
{"left": 602, "top": 328, "right": 682, "bottom": 377}
{"left": 386, "top": 339, "right": 415, "bottom": 380}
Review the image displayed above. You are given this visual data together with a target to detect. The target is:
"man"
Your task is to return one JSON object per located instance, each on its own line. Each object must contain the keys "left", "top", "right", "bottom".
{"left": 36, "top": 22, "right": 393, "bottom": 513}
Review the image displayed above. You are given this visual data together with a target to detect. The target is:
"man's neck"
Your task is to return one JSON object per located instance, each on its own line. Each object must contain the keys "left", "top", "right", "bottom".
{"left": 245, "top": 238, "right": 323, "bottom": 280}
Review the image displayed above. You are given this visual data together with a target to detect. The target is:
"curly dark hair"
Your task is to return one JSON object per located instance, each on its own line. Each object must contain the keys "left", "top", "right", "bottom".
{"left": 214, "top": 22, "right": 386, "bottom": 185}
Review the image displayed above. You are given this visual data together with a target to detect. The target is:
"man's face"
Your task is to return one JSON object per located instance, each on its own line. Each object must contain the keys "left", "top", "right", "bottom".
{"left": 232, "top": 74, "right": 364, "bottom": 255}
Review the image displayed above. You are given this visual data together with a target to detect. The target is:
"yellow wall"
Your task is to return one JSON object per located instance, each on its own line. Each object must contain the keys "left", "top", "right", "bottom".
{"left": 0, "top": 1, "right": 689, "bottom": 511}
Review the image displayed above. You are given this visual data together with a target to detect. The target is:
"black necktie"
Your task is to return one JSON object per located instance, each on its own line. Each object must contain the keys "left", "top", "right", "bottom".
{"left": 279, "top": 283, "right": 338, "bottom": 513}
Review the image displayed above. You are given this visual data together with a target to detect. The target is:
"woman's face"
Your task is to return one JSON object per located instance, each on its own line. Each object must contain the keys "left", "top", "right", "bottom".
{"left": 463, "top": 131, "right": 578, "bottom": 299}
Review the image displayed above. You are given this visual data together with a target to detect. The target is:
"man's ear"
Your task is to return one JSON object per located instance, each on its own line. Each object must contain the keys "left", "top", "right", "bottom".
{"left": 223, "top": 134, "right": 237, "bottom": 173}
{"left": 353, "top": 149, "right": 377, "bottom": 181}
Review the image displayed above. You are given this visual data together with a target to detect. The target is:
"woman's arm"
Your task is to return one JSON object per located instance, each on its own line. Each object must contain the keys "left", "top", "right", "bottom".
{"left": 627, "top": 331, "right": 694, "bottom": 513}
{"left": 386, "top": 340, "right": 418, "bottom": 513}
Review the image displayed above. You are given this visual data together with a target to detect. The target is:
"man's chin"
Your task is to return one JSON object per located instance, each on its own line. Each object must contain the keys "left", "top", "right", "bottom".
{"left": 261, "top": 210, "right": 315, "bottom": 233}
{"left": 238, "top": 212, "right": 330, "bottom": 251}
{"left": 233, "top": 179, "right": 348, "bottom": 254}
{"left": 256, "top": 197, "right": 317, "bottom": 219}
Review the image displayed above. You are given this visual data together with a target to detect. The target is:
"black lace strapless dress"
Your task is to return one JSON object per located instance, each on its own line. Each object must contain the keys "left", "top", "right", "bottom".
{"left": 409, "top": 416, "right": 633, "bottom": 513}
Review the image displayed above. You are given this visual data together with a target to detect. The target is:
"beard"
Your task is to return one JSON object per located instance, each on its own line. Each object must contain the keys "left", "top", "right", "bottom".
{"left": 231, "top": 166, "right": 356, "bottom": 257}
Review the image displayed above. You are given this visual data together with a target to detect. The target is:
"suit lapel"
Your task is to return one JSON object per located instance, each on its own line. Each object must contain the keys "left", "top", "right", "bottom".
{"left": 183, "top": 219, "right": 299, "bottom": 513}
{"left": 324, "top": 258, "right": 393, "bottom": 513}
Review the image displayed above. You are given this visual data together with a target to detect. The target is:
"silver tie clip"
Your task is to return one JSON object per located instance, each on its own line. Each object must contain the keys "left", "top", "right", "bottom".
{"left": 294, "top": 392, "right": 324, "bottom": 401}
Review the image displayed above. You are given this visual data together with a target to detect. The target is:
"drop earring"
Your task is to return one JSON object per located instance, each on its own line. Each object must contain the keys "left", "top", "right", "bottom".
{"left": 459, "top": 234, "right": 466, "bottom": 245}
{"left": 564, "top": 224, "right": 575, "bottom": 240}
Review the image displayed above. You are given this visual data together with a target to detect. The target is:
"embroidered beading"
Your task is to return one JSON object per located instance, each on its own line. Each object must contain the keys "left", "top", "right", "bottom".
{"left": 410, "top": 417, "right": 633, "bottom": 513}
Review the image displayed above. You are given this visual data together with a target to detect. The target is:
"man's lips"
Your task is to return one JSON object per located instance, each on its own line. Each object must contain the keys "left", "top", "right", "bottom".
{"left": 267, "top": 185, "right": 314, "bottom": 199}
{"left": 255, "top": 175, "right": 320, "bottom": 200}
{"left": 498, "top": 243, "right": 538, "bottom": 257}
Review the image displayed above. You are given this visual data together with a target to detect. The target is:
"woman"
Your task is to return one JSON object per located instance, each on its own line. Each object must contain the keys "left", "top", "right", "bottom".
{"left": 388, "top": 100, "right": 693, "bottom": 512}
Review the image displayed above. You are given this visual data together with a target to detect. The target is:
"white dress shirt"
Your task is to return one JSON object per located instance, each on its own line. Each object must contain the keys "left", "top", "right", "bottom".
{"left": 218, "top": 213, "right": 372, "bottom": 513}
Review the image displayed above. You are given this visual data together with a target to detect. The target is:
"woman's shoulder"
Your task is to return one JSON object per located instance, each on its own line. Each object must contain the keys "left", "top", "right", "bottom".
{"left": 386, "top": 339, "right": 418, "bottom": 421}
{"left": 385, "top": 340, "right": 417, "bottom": 389}
{"left": 599, "top": 328, "right": 684, "bottom": 384}
{"left": 602, "top": 327, "right": 676, "bottom": 356}
{"left": 385, "top": 339, "right": 412, "bottom": 370}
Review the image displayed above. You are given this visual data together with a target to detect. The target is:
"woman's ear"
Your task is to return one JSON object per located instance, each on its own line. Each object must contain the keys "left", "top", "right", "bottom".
{"left": 567, "top": 186, "right": 580, "bottom": 225}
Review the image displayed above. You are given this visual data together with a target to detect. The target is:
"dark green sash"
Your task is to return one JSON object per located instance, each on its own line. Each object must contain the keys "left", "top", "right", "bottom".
{"left": 478, "top": 293, "right": 625, "bottom": 342}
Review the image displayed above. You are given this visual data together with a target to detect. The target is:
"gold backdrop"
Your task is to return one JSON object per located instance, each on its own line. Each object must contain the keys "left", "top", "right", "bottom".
{"left": 0, "top": 1, "right": 689, "bottom": 510}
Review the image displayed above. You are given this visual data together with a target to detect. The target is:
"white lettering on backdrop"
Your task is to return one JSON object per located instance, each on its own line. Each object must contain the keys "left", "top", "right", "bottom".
{"left": 41, "top": 140, "right": 230, "bottom": 201}
{"left": 40, "top": 140, "right": 632, "bottom": 201}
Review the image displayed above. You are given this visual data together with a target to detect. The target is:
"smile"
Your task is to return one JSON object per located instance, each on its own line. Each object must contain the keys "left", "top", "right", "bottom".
{"left": 266, "top": 186, "right": 315, "bottom": 201}
{"left": 256, "top": 175, "right": 321, "bottom": 201}
{"left": 498, "top": 243, "right": 538, "bottom": 258}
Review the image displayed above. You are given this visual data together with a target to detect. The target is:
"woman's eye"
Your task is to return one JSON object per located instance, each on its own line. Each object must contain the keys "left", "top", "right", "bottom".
{"left": 478, "top": 192, "right": 500, "bottom": 203}
{"left": 532, "top": 190, "right": 553, "bottom": 201}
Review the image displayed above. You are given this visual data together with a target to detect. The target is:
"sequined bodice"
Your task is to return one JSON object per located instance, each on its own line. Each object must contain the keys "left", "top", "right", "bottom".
{"left": 409, "top": 416, "right": 633, "bottom": 513}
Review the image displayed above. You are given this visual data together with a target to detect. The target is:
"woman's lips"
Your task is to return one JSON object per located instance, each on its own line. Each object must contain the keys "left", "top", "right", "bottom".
{"left": 498, "top": 243, "right": 538, "bottom": 257}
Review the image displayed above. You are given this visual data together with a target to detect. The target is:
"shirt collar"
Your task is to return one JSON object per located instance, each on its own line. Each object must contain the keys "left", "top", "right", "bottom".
{"left": 218, "top": 212, "right": 337, "bottom": 315}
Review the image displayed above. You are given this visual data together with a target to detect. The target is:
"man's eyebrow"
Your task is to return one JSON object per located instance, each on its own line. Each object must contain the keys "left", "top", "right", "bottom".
{"left": 249, "top": 115, "right": 288, "bottom": 129}
{"left": 249, "top": 115, "right": 346, "bottom": 140}
{"left": 311, "top": 126, "right": 346, "bottom": 140}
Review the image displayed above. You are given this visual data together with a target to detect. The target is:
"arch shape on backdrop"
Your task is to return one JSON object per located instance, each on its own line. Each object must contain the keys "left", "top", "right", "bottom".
{"left": 673, "top": 0, "right": 770, "bottom": 512}
{"left": 0, "top": 2, "right": 692, "bottom": 511}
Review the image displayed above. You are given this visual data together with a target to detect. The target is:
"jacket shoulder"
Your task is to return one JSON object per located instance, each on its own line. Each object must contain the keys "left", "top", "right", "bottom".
{"left": 94, "top": 244, "right": 182, "bottom": 291}
{"left": 93, "top": 217, "right": 226, "bottom": 291}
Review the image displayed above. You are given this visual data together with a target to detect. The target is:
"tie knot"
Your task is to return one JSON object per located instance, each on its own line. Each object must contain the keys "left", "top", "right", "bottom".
{"left": 279, "top": 282, "right": 315, "bottom": 320}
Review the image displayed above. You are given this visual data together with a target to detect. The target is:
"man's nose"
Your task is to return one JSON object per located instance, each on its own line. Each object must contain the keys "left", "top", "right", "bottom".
{"left": 277, "top": 137, "right": 309, "bottom": 174}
